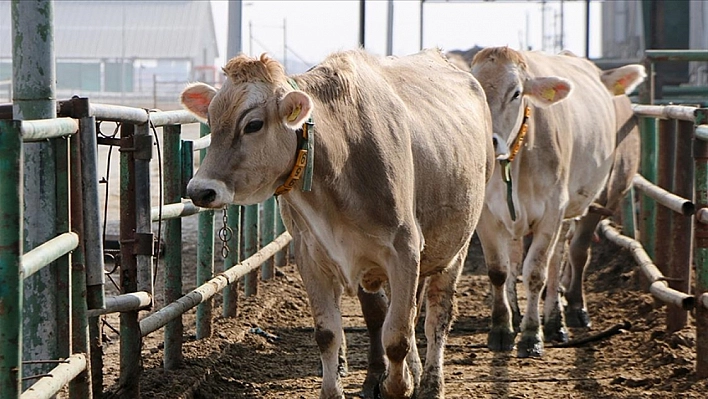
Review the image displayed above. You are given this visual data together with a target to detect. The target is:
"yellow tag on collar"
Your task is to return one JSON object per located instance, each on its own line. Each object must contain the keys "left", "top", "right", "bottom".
{"left": 287, "top": 104, "right": 301, "bottom": 122}
{"left": 542, "top": 88, "right": 556, "bottom": 102}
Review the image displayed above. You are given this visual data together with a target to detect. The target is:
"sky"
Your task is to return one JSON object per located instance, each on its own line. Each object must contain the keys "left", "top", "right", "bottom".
{"left": 210, "top": 0, "right": 603, "bottom": 72}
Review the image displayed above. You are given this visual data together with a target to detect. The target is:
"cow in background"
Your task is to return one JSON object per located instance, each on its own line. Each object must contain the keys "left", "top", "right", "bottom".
{"left": 181, "top": 49, "right": 493, "bottom": 398}
{"left": 471, "top": 46, "right": 645, "bottom": 357}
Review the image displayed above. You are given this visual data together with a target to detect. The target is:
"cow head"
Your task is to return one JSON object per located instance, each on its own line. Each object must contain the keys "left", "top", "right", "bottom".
{"left": 471, "top": 47, "right": 573, "bottom": 159}
{"left": 181, "top": 54, "right": 313, "bottom": 207}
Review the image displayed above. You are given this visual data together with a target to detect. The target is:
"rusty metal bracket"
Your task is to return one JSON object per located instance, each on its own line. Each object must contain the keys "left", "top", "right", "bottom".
{"left": 119, "top": 134, "right": 153, "bottom": 160}
{"left": 120, "top": 233, "right": 154, "bottom": 256}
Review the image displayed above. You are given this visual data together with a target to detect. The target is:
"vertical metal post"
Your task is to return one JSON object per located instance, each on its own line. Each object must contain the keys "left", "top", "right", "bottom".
{"left": 0, "top": 120, "right": 23, "bottom": 399}
{"left": 134, "top": 123, "right": 153, "bottom": 297}
{"left": 639, "top": 117, "right": 658, "bottom": 258}
{"left": 693, "top": 109, "right": 708, "bottom": 378}
{"left": 119, "top": 123, "right": 141, "bottom": 398}
{"left": 261, "top": 197, "right": 276, "bottom": 280}
{"left": 359, "top": 0, "right": 366, "bottom": 48}
{"left": 666, "top": 119, "right": 695, "bottom": 332}
{"left": 196, "top": 124, "right": 214, "bottom": 338}
{"left": 69, "top": 129, "right": 92, "bottom": 399}
{"left": 655, "top": 119, "right": 676, "bottom": 276}
{"left": 243, "top": 204, "right": 259, "bottom": 297}
{"left": 163, "top": 125, "right": 183, "bottom": 369}
{"left": 54, "top": 127, "right": 71, "bottom": 363}
{"left": 13, "top": 0, "right": 60, "bottom": 384}
{"left": 386, "top": 0, "right": 393, "bottom": 56}
{"left": 223, "top": 205, "right": 241, "bottom": 318}
{"left": 274, "top": 202, "right": 288, "bottom": 267}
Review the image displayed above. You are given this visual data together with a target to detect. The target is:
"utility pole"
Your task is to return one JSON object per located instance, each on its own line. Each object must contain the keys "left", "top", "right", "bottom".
{"left": 386, "top": 0, "right": 393, "bottom": 56}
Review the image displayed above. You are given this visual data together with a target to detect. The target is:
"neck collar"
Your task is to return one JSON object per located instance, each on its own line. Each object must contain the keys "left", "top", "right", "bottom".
{"left": 275, "top": 78, "right": 315, "bottom": 196}
{"left": 506, "top": 105, "right": 531, "bottom": 163}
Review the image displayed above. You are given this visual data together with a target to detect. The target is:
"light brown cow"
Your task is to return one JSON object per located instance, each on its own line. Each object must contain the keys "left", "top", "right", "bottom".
{"left": 470, "top": 47, "right": 645, "bottom": 357}
{"left": 181, "top": 49, "right": 493, "bottom": 398}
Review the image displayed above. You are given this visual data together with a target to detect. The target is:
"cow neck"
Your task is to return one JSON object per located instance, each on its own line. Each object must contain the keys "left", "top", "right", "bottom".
{"left": 274, "top": 78, "right": 315, "bottom": 196}
{"left": 499, "top": 105, "right": 531, "bottom": 221}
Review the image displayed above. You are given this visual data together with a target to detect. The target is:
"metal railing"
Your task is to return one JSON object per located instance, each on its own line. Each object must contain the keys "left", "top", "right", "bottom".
{"left": 0, "top": 96, "right": 291, "bottom": 398}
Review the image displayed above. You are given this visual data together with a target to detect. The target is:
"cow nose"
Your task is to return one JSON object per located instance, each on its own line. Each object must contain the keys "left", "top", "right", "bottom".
{"left": 190, "top": 188, "right": 217, "bottom": 207}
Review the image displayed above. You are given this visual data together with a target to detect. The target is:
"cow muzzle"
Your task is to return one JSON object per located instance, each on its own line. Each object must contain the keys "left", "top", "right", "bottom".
{"left": 186, "top": 178, "right": 231, "bottom": 208}
{"left": 492, "top": 133, "right": 511, "bottom": 160}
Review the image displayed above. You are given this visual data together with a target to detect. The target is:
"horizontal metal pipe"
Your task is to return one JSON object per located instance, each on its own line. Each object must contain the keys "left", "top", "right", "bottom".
{"left": 697, "top": 208, "right": 708, "bottom": 225}
{"left": 147, "top": 110, "right": 199, "bottom": 127}
{"left": 150, "top": 200, "right": 205, "bottom": 221}
{"left": 599, "top": 220, "right": 695, "bottom": 308}
{"left": 21, "top": 232, "right": 79, "bottom": 279}
{"left": 632, "top": 104, "right": 697, "bottom": 122}
{"left": 701, "top": 293, "right": 708, "bottom": 310}
{"left": 192, "top": 134, "right": 211, "bottom": 151}
{"left": 86, "top": 292, "right": 152, "bottom": 317}
{"left": 649, "top": 281, "right": 694, "bottom": 310}
{"left": 645, "top": 49, "right": 708, "bottom": 62}
{"left": 20, "top": 354, "right": 87, "bottom": 399}
{"left": 632, "top": 174, "right": 695, "bottom": 216}
{"left": 89, "top": 103, "right": 149, "bottom": 124}
{"left": 20, "top": 118, "right": 78, "bottom": 142}
{"left": 695, "top": 125, "right": 708, "bottom": 142}
{"left": 140, "top": 231, "right": 292, "bottom": 336}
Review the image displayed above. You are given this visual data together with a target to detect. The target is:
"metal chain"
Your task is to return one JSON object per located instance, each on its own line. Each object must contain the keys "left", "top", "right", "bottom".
{"left": 218, "top": 206, "right": 233, "bottom": 258}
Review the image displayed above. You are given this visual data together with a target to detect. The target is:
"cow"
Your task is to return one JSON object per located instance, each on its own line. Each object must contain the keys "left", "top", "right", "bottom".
{"left": 180, "top": 49, "right": 494, "bottom": 398}
{"left": 470, "top": 46, "right": 645, "bottom": 357}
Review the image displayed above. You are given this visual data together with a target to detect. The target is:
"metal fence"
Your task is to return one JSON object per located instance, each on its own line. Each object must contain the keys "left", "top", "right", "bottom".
{"left": 0, "top": 96, "right": 290, "bottom": 398}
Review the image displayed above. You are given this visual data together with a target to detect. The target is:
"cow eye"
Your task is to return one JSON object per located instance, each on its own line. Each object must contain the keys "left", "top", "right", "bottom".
{"left": 511, "top": 90, "right": 521, "bottom": 101}
{"left": 244, "top": 120, "right": 264, "bottom": 134}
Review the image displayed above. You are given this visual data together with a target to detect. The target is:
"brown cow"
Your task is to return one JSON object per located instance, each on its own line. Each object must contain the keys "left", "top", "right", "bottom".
{"left": 470, "top": 47, "right": 645, "bottom": 357}
{"left": 181, "top": 49, "right": 493, "bottom": 398}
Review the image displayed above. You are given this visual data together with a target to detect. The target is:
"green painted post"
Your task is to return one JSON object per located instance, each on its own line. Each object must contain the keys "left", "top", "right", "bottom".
{"left": 196, "top": 123, "right": 214, "bottom": 338}
{"left": 222, "top": 205, "right": 241, "bottom": 318}
{"left": 12, "top": 0, "right": 60, "bottom": 385}
{"left": 261, "top": 196, "right": 276, "bottom": 280}
{"left": 0, "top": 120, "right": 23, "bottom": 399}
{"left": 639, "top": 117, "right": 658, "bottom": 258}
{"left": 118, "top": 123, "right": 141, "bottom": 398}
{"left": 69, "top": 130, "right": 92, "bottom": 398}
{"left": 274, "top": 203, "right": 288, "bottom": 266}
{"left": 693, "top": 109, "right": 708, "bottom": 378}
{"left": 243, "top": 204, "right": 259, "bottom": 297}
{"left": 163, "top": 125, "right": 183, "bottom": 369}
{"left": 54, "top": 131, "right": 71, "bottom": 362}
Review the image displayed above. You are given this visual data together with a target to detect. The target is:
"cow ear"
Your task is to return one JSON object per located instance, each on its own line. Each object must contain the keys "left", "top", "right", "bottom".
{"left": 181, "top": 83, "right": 217, "bottom": 122}
{"left": 601, "top": 65, "right": 647, "bottom": 95}
{"left": 279, "top": 91, "right": 313, "bottom": 129}
{"left": 524, "top": 77, "right": 573, "bottom": 108}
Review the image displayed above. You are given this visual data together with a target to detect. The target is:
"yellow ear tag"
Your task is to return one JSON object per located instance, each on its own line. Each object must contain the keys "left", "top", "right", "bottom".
{"left": 542, "top": 87, "right": 556, "bottom": 102}
{"left": 613, "top": 82, "right": 626, "bottom": 95}
{"left": 287, "top": 104, "right": 302, "bottom": 122}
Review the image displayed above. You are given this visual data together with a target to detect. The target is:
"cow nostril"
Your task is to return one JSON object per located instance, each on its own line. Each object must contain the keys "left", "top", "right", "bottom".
{"left": 192, "top": 189, "right": 217, "bottom": 206}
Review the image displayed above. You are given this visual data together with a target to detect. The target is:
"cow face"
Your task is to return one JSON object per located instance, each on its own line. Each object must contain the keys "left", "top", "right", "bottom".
{"left": 181, "top": 62, "right": 313, "bottom": 207}
{"left": 471, "top": 47, "right": 572, "bottom": 159}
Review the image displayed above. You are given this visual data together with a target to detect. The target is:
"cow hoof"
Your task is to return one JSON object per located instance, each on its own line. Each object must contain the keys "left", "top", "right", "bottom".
{"left": 543, "top": 324, "right": 569, "bottom": 343}
{"left": 418, "top": 372, "right": 443, "bottom": 399}
{"left": 517, "top": 334, "right": 544, "bottom": 358}
{"left": 360, "top": 368, "right": 385, "bottom": 399}
{"left": 487, "top": 328, "right": 516, "bottom": 352}
{"left": 565, "top": 308, "right": 592, "bottom": 328}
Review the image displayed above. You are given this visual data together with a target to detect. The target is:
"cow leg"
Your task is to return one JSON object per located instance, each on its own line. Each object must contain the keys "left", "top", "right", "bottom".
{"left": 564, "top": 213, "right": 601, "bottom": 328}
{"left": 358, "top": 286, "right": 388, "bottom": 399}
{"left": 506, "top": 236, "right": 528, "bottom": 332}
{"left": 542, "top": 223, "right": 570, "bottom": 344}
{"left": 518, "top": 219, "right": 562, "bottom": 358}
{"left": 477, "top": 217, "right": 516, "bottom": 352}
{"left": 418, "top": 249, "right": 465, "bottom": 399}
{"left": 378, "top": 243, "right": 420, "bottom": 399}
{"left": 298, "top": 261, "right": 346, "bottom": 399}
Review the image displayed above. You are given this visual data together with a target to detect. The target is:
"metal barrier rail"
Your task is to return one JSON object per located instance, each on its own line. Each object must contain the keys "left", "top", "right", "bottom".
{"left": 19, "top": 354, "right": 87, "bottom": 399}
{"left": 632, "top": 174, "right": 695, "bottom": 216}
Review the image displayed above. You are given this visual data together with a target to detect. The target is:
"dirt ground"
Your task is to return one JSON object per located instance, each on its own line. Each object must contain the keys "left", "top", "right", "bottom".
{"left": 92, "top": 122, "right": 708, "bottom": 398}
{"left": 98, "top": 227, "right": 708, "bottom": 399}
